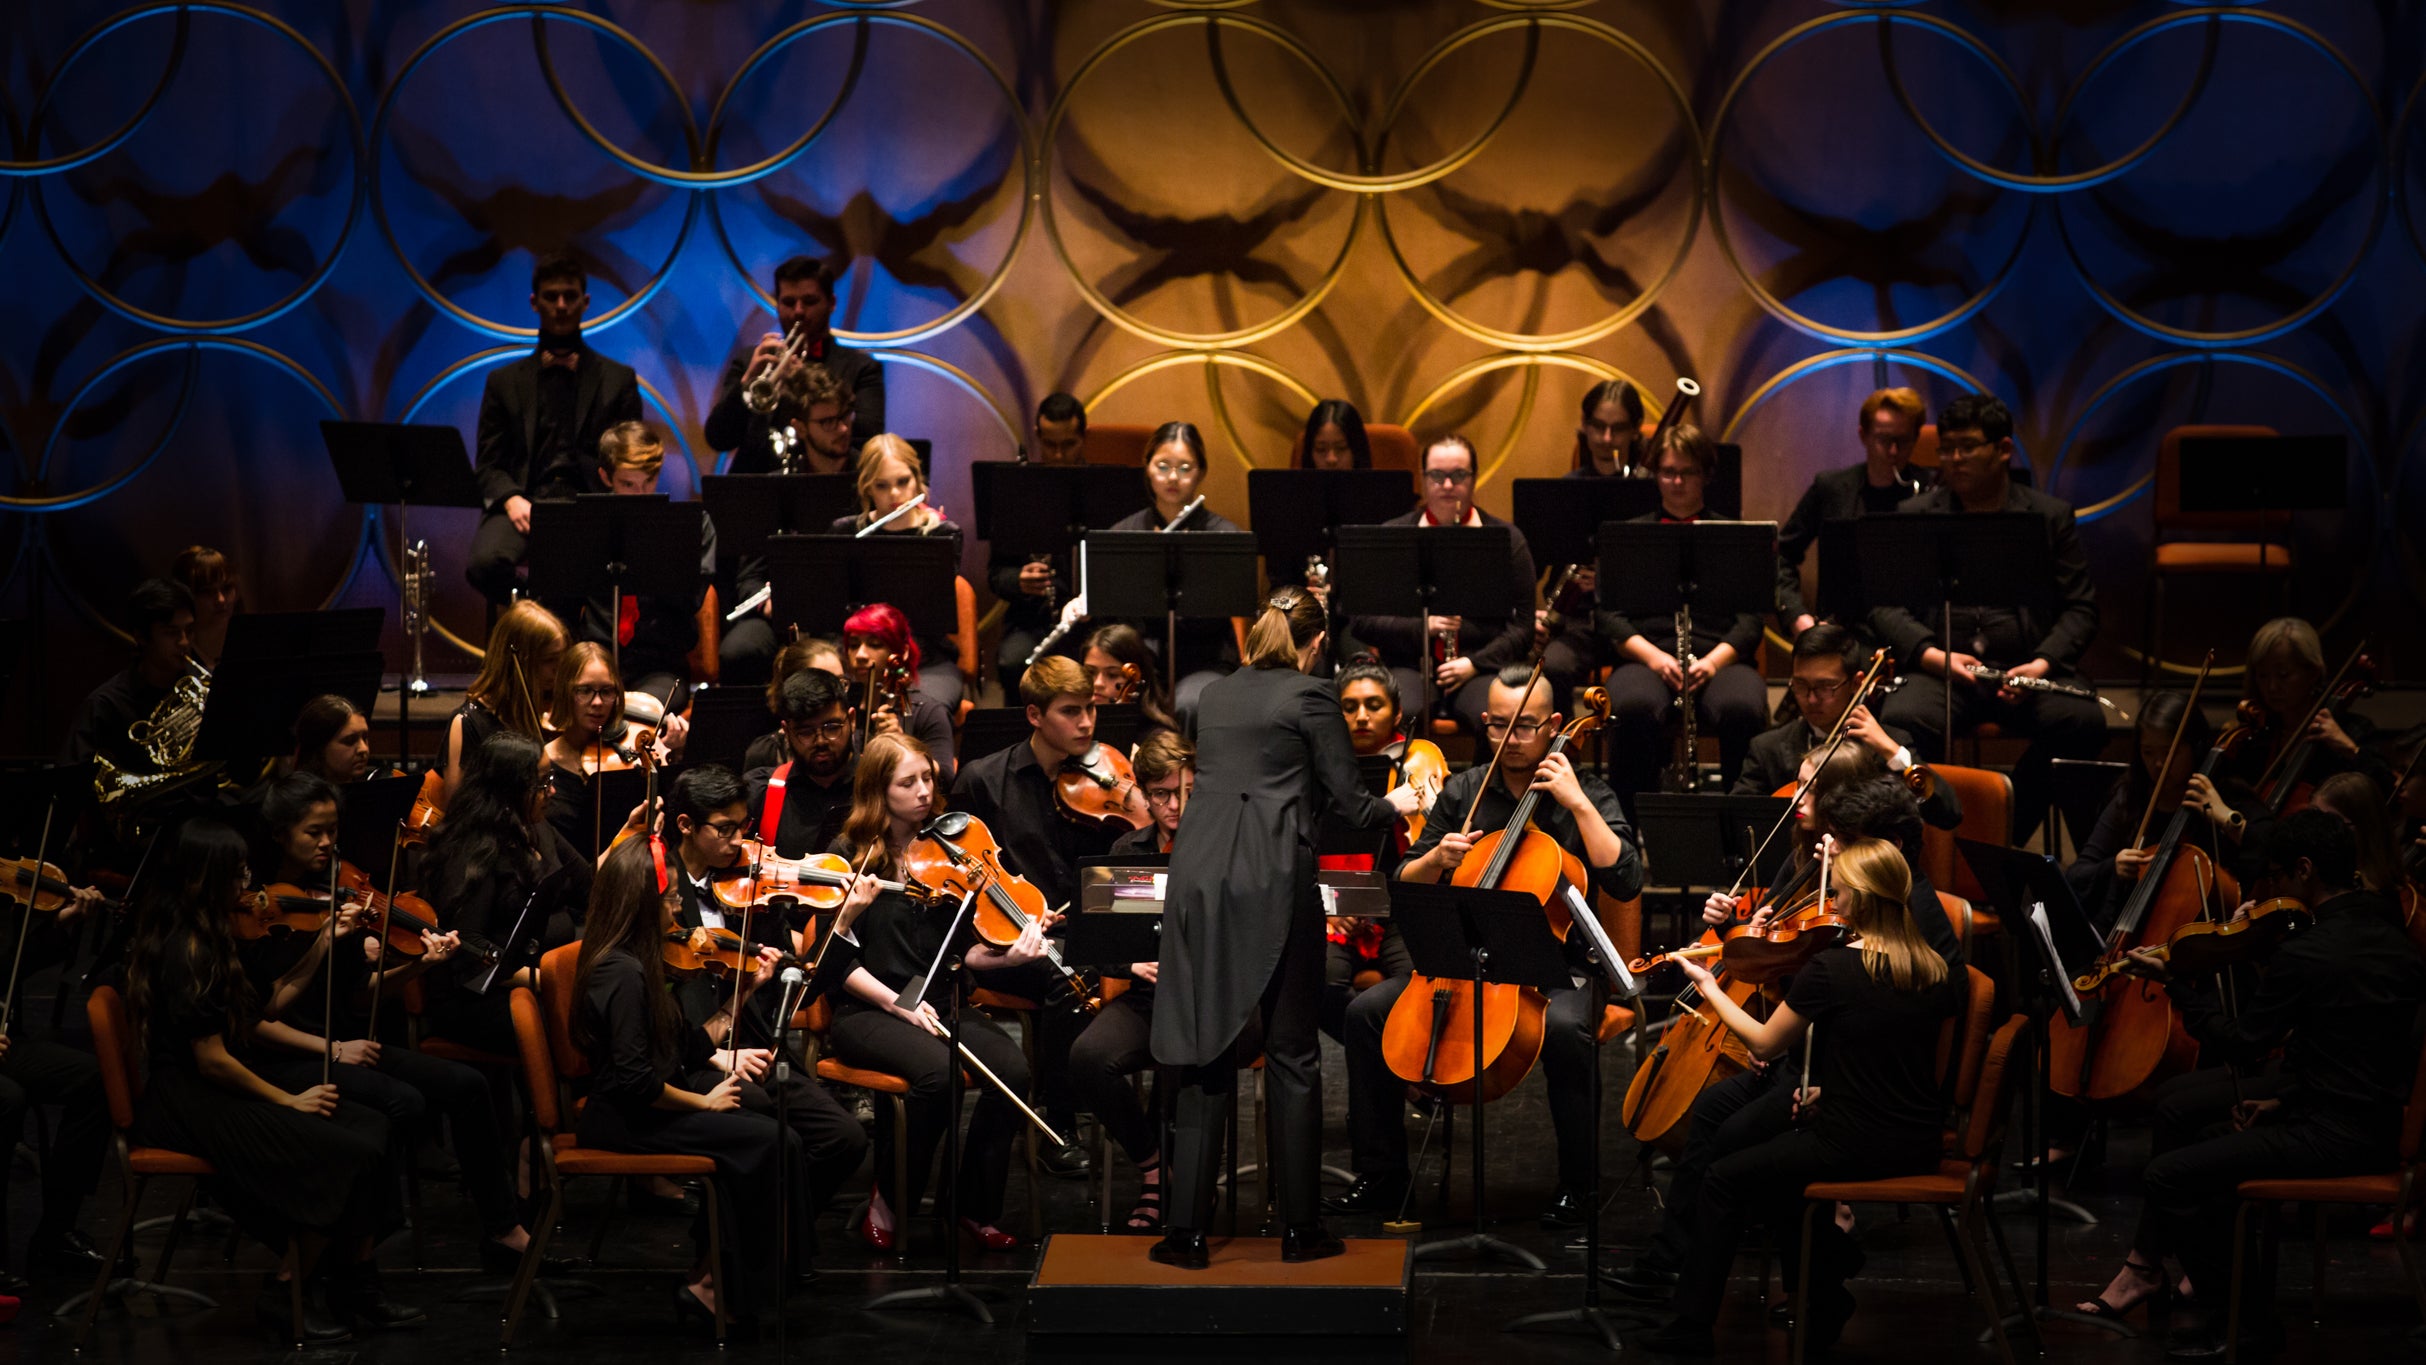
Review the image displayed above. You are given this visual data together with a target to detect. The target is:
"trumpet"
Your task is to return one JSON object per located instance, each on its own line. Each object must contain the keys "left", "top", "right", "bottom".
{"left": 740, "top": 321, "right": 810, "bottom": 415}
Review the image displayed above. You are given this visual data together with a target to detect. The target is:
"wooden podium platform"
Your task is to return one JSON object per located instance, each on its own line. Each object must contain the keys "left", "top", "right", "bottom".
{"left": 1025, "top": 1233, "right": 1411, "bottom": 1335}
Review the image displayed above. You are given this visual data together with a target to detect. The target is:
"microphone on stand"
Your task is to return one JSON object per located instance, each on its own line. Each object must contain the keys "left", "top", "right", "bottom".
{"left": 774, "top": 965, "right": 811, "bottom": 1031}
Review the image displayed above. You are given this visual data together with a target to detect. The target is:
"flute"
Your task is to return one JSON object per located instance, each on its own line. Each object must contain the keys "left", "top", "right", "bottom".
{"left": 856, "top": 492, "right": 928, "bottom": 538}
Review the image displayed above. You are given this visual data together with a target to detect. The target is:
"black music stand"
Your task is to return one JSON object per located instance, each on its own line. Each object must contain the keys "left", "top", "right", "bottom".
{"left": 334, "top": 774, "right": 421, "bottom": 892}
{"left": 322, "top": 421, "right": 485, "bottom": 755}
{"left": 1855, "top": 513, "right": 2052, "bottom": 755}
{"left": 1331, "top": 523, "right": 1520, "bottom": 695}
{"left": 972, "top": 463, "right": 1148, "bottom": 605}
{"left": 1632, "top": 795, "right": 1793, "bottom": 891}
{"left": 1958, "top": 838, "right": 2106, "bottom": 1343}
{"left": 1510, "top": 478, "right": 1659, "bottom": 572}
{"left": 761, "top": 533, "right": 956, "bottom": 640}
{"left": 1389, "top": 879, "right": 1572, "bottom": 1272}
{"left": 193, "top": 644, "right": 384, "bottom": 769}
{"left": 1598, "top": 521, "right": 1778, "bottom": 792}
{"left": 699, "top": 473, "right": 856, "bottom": 572}
{"left": 1084, "top": 531, "right": 1260, "bottom": 705}
{"left": 681, "top": 687, "right": 772, "bottom": 776}
{"left": 2175, "top": 433, "right": 2346, "bottom": 580}
{"left": 526, "top": 495, "right": 704, "bottom": 692}
{"left": 1244, "top": 468, "right": 1412, "bottom": 583}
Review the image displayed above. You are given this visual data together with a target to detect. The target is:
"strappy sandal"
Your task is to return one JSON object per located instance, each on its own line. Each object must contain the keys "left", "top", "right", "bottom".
{"left": 1125, "top": 1163, "right": 1164, "bottom": 1234}
{"left": 2075, "top": 1258, "right": 2167, "bottom": 1321}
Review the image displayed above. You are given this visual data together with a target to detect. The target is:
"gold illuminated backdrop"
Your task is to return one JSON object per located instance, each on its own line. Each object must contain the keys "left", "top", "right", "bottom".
{"left": 3, "top": 1, "right": 2420, "bottom": 744}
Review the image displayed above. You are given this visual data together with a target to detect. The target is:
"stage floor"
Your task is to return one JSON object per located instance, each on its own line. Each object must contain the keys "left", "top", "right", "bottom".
{"left": 12, "top": 962, "right": 2422, "bottom": 1363}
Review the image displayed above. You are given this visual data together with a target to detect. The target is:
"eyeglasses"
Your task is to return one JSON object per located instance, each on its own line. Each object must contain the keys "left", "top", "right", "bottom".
{"left": 703, "top": 819, "right": 746, "bottom": 838}
{"left": 1480, "top": 716, "right": 1549, "bottom": 739}
{"left": 1787, "top": 677, "right": 1852, "bottom": 700}
{"left": 1143, "top": 785, "right": 1190, "bottom": 808}
{"left": 1148, "top": 461, "right": 1198, "bottom": 478}
{"left": 1939, "top": 436, "right": 1998, "bottom": 459}
{"left": 793, "top": 719, "right": 851, "bottom": 741}
{"left": 808, "top": 411, "right": 852, "bottom": 430}
{"left": 1422, "top": 468, "right": 1474, "bottom": 486}
{"left": 1654, "top": 464, "right": 1704, "bottom": 483}
{"left": 571, "top": 684, "right": 620, "bottom": 701}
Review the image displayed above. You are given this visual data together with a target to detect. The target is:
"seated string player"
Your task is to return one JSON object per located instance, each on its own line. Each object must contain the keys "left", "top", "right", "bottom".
{"left": 838, "top": 603, "right": 956, "bottom": 785}
{"left": 570, "top": 421, "right": 718, "bottom": 710}
{"left": 1321, "top": 663, "right": 1421, "bottom": 1042}
{"left": 2079, "top": 812, "right": 2426, "bottom": 1360}
{"left": 1733, "top": 623, "right": 1923, "bottom": 797}
{"left": 1081, "top": 623, "right": 1182, "bottom": 741}
{"left": 706, "top": 254, "right": 884, "bottom": 471}
{"left": 829, "top": 435, "right": 971, "bottom": 711}
{"left": 1599, "top": 423, "right": 1768, "bottom": 813}
{"left": 1331, "top": 668, "right": 1641, "bottom": 1229}
{"left": 745, "top": 666, "right": 860, "bottom": 860}
{"left": 466, "top": 255, "right": 642, "bottom": 608}
{"left": 1774, "top": 386, "right": 1930, "bottom": 639}
{"left": 1870, "top": 393, "right": 2105, "bottom": 840}
{"left": 1344, "top": 434, "right": 1539, "bottom": 738}
{"left": 989, "top": 392, "right": 1090, "bottom": 695}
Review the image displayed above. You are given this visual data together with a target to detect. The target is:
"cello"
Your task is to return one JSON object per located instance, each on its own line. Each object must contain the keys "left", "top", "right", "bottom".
{"left": 2049, "top": 656, "right": 2249, "bottom": 1102}
{"left": 1379, "top": 689, "right": 1609, "bottom": 1102}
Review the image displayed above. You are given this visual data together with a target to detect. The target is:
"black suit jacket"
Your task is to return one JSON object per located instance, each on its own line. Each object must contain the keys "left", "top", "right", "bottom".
{"left": 473, "top": 346, "right": 642, "bottom": 511}
{"left": 704, "top": 332, "right": 885, "bottom": 468}
{"left": 1774, "top": 463, "right": 1925, "bottom": 622}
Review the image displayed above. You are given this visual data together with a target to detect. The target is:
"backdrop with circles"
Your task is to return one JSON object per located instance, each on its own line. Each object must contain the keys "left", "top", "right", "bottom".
{"left": 4, "top": 0, "right": 2421, "bottom": 749}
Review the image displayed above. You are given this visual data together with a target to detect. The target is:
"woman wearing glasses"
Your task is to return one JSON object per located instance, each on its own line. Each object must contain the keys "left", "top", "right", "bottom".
{"left": 1105, "top": 422, "right": 1250, "bottom": 731}
{"left": 541, "top": 643, "right": 687, "bottom": 863}
{"left": 1597, "top": 423, "right": 1768, "bottom": 813}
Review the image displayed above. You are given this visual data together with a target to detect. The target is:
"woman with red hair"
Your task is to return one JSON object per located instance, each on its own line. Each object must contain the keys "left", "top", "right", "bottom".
{"left": 842, "top": 602, "right": 957, "bottom": 783}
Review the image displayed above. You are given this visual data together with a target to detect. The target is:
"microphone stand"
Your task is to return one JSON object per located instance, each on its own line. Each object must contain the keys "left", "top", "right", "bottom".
{"left": 771, "top": 962, "right": 810, "bottom": 1362}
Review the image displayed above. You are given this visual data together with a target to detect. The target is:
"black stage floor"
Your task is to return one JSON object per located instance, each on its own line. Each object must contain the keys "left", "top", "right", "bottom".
{"left": 8, "top": 973, "right": 2421, "bottom": 1363}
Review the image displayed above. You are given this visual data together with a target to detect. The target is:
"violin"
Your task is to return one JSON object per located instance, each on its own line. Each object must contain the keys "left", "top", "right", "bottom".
{"left": 903, "top": 811, "right": 1100, "bottom": 1013}
{"left": 400, "top": 768, "right": 446, "bottom": 846}
{"left": 1380, "top": 688, "right": 1608, "bottom": 1103}
{"left": 2071, "top": 896, "right": 2312, "bottom": 995}
{"left": 711, "top": 838, "right": 936, "bottom": 912}
{"left": 1106, "top": 662, "right": 1141, "bottom": 705}
{"left": 1633, "top": 867, "right": 1851, "bottom": 988}
{"left": 0, "top": 857, "right": 120, "bottom": 915}
{"left": 1053, "top": 743, "right": 1148, "bottom": 832}
{"left": 333, "top": 861, "right": 497, "bottom": 964}
{"left": 863, "top": 660, "right": 915, "bottom": 741}
{"left": 661, "top": 925, "right": 754, "bottom": 978}
{"left": 1391, "top": 739, "right": 1449, "bottom": 846}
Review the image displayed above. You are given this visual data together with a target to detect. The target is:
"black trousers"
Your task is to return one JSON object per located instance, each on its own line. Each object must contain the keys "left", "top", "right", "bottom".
{"left": 1647, "top": 1063, "right": 1794, "bottom": 1272}
{"left": 1342, "top": 973, "right": 1603, "bottom": 1192}
{"left": 1540, "top": 633, "right": 1598, "bottom": 715}
{"left": 1168, "top": 901, "right": 1325, "bottom": 1232}
{"left": 1608, "top": 660, "right": 1768, "bottom": 815}
{"left": 1069, "top": 990, "right": 1161, "bottom": 1166}
{"left": 968, "top": 958, "right": 1085, "bottom": 1127}
{"left": 827, "top": 1004, "right": 1030, "bottom": 1224}
{"left": 0, "top": 1036, "right": 108, "bottom": 1255}
{"left": 1876, "top": 672, "right": 2107, "bottom": 839}
{"left": 575, "top": 1094, "right": 796, "bottom": 1315}
{"left": 735, "top": 1066, "right": 868, "bottom": 1228}
{"left": 467, "top": 511, "right": 527, "bottom": 607}
{"left": 1320, "top": 927, "right": 1412, "bottom": 1044}
{"left": 1670, "top": 1124, "right": 1923, "bottom": 1327}
{"left": 1386, "top": 665, "right": 1492, "bottom": 739}
{"left": 2130, "top": 1068, "right": 2396, "bottom": 1329}
{"left": 719, "top": 616, "right": 777, "bottom": 689}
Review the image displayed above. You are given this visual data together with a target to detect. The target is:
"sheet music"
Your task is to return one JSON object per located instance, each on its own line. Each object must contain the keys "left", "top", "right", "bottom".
{"left": 2029, "top": 902, "right": 2083, "bottom": 1022}
{"left": 1563, "top": 883, "right": 1641, "bottom": 999}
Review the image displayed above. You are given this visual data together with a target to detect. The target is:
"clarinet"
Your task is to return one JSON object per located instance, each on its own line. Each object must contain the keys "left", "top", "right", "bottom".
{"left": 1666, "top": 604, "right": 1699, "bottom": 793}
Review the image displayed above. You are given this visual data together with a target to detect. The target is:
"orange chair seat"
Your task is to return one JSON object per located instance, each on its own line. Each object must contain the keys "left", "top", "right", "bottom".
{"left": 129, "top": 1148, "right": 214, "bottom": 1177}
{"left": 550, "top": 1142, "right": 718, "bottom": 1178}
{"left": 1429, "top": 718, "right": 1460, "bottom": 739}
{"left": 2154, "top": 542, "right": 2293, "bottom": 573}
{"left": 970, "top": 990, "right": 1041, "bottom": 1012}
{"left": 1805, "top": 1163, "right": 1970, "bottom": 1204}
{"left": 817, "top": 1058, "right": 914, "bottom": 1095}
{"left": 2237, "top": 1174, "right": 2402, "bottom": 1204}
{"left": 1596, "top": 1004, "right": 1637, "bottom": 1042}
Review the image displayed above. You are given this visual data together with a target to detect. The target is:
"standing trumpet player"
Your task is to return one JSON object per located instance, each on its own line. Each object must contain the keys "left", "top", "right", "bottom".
{"left": 706, "top": 256, "right": 884, "bottom": 471}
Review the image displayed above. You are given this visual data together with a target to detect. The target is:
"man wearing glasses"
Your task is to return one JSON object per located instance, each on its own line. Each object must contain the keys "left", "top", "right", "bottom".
{"left": 751, "top": 362, "right": 859, "bottom": 477}
{"left": 1732, "top": 623, "right": 1918, "bottom": 796}
{"left": 1870, "top": 393, "right": 2105, "bottom": 838}
{"left": 1328, "top": 668, "right": 1642, "bottom": 1229}
{"left": 1343, "top": 435, "right": 1540, "bottom": 737}
{"left": 745, "top": 667, "right": 861, "bottom": 859}
{"left": 707, "top": 255, "right": 885, "bottom": 470}
{"left": 1771, "top": 387, "right": 1932, "bottom": 640}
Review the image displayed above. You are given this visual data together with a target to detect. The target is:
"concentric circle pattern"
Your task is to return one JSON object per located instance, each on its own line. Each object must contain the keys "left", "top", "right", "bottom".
{"left": 0, "top": 1, "right": 2413, "bottom": 694}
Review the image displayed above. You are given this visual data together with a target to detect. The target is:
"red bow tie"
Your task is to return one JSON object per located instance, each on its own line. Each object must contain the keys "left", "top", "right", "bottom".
{"left": 540, "top": 349, "right": 580, "bottom": 372}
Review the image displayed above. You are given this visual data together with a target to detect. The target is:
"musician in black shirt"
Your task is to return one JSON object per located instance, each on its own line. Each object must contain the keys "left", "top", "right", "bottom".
{"left": 65, "top": 577, "right": 193, "bottom": 775}
{"left": 570, "top": 423, "right": 715, "bottom": 709}
{"left": 987, "top": 393, "right": 1089, "bottom": 694}
{"left": 829, "top": 435, "right": 969, "bottom": 710}
{"left": 745, "top": 668, "right": 859, "bottom": 860}
{"left": 1103, "top": 423, "right": 1248, "bottom": 729}
{"left": 1345, "top": 436, "right": 1537, "bottom": 738}
{"left": 1774, "top": 387, "right": 1929, "bottom": 637}
{"left": 466, "top": 256, "right": 643, "bottom": 607}
{"left": 1599, "top": 425, "right": 1768, "bottom": 812}
{"left": 1733, "top": 624, "right": 1924, "bottom": 798}
{"left": 839, "top": 604, "right": 957, "bottom": 784}
{"left": 705, "top": 255, "right": 884, "bottom": 469}
{"left": 1870, "top": 394, "right": 2106, "bottom": 839}
{"left": 2083, "top": 812, "right": 2426, "bottom": 1358}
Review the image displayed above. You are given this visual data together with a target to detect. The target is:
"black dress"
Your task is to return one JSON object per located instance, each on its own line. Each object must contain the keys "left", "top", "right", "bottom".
{"left": 574, "top": 948, "right": 799, "bottom": 1315}
{"left": 132, "top": 935, "right": 395, "bottom": 1250}
{"left": 424, "top": 828, "right": 590, "bottom": 1055}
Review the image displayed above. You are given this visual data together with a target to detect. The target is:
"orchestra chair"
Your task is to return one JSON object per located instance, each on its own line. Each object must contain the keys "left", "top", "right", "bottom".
{"left": 2223, "top": 1042, "right": 2426, "bottom": 1362}
{"left": 798, "top": 992, "right": 915, "bottom": 1255}
{"left": 1081, "top": 422, "right": 1158, "bottom": 467}
{"left": 72, "top": 986, "right": 251, "bottom": 1351}
{"left": 689, "top": 585, "right": 721, "bottom": 686}
{"left": 1790, "top": 1003, "right": 2036, "bottom": 1365}
{"left": 967, "top": 987, "right": 1049, "bottom": 1239}
{"left": 2143, "top": 424, "right": 2291, "bottom": 691}
{"left": 1918, "top": 763, "right": 2012, "bottom": 935}
{"left": 507, "top": 945, "right": 725, "bottom": 1347}
{"left": 952, "top": 575, "right": 980, "bottom": 725}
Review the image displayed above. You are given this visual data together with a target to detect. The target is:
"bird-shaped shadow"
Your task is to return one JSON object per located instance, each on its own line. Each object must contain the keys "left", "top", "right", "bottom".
{"left": 386, "top": 119, "right": 667, "bottom": 304}
{"left": 749, "top": 148, "right": 1020, "bottom": 330}
{"left": 1716, "top": 157, "right": 2023, "bottom": 332}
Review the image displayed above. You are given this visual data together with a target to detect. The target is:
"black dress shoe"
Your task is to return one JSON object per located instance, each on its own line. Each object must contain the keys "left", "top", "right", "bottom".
{"left": 256, "top": 1283, "right": 351, "bottom": 1345}
{"left": 671, "top": 1283, "right": 718, "bottom": 1332}
{"left": 1599, "top": 1259, "right": 1680, "bottom": 1302}
{"left": 1280, "top": 1223, "right": 1345, "bottom": 1263}
{"left": 329, "top": 1267, "right": 427, "bottom": 1332}
{"left": 1320, "top": 1173, "right": 1408, "bottom": 1216}
{"left": 1538, "top": 1187, "right": 1588, "bottom": 1229}
{"left": 479, "top": 1238, "right": 579, "bottom": 1277}
{"left": 1148, "top": 1229, "right": 1209, "bottom": 1270}
{"left": 1039, "top": 1135, "right": 1094, "bottom": 1179}
{"left": 26, "top": 1229, "right": 127, "bottom": 1279}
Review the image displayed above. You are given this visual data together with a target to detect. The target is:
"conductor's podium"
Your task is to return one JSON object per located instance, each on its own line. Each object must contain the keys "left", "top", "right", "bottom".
{"left": 1026, "top": 1233, "right": 1411, "bottom": 1336}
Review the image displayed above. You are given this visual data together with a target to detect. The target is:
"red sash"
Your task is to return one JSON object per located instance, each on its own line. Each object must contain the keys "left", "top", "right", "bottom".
{"left": 759, "top": 761, "right": 791, "bottom": 844}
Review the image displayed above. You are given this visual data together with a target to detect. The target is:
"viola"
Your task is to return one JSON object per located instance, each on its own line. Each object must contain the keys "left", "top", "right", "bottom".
{"left": 0, "top": 857, "right": 121, "bottom": 915}
{"left": 862, "top": 660, "right": 915, "bottom": 742}
{"left": 904, "top": 811, "right": 1100, "bottom": 1013}
{"left": 712, "top": 839, "right": 936, "bottom": 912}
{"left": 2071, "top": 896, "right": 2311, "bottom": 994}
{"left": 1381, "top": 689, "right": 1608, "bottom": 1103}
{"left": 1391, "top": 739, "right": 1449, "bottom": 845}
{"left": 1053, "top": 743, "right": 1148, "bottom": 832}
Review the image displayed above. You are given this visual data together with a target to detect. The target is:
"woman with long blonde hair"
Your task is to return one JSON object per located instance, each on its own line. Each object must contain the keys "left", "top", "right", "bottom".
{"left": 1648, "top": 838, "right": 1963, "bottom": 1357}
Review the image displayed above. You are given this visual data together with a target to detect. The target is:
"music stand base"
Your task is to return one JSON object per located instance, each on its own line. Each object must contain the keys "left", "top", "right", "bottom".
{"left": 1992, "top": 1187, "right": 2098, "bottom": 1225}
{"left": 1505, "top": 1304, "right": 1625, "bottom": 1351}
{"left": 1410, "top": 1232, "right": 1544, "bottom": 1271}
{"left": 54, "top": 1278, "right": 218, "bottom": 1318}
{"left": 1987, "top": 1305, "right": 2136, "bottom": 1342}
{"left": 867, "top": 1281, "right": 997, "bottom": 1324}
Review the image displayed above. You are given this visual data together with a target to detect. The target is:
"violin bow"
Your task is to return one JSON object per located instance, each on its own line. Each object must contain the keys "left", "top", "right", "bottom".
{"left": 2389, "top": 740, "right": 2426, "bottom": 814}
{"left": 323, "top": 853, "right": 343, "bottom": 1086}
{"left": 2129, "top": 651, "right": 2215, "bottom": 852}
{"left": 1724, "top": 650, "right": 1889, "bottom": 902}
{"left": 0, "top": 799, "right": 56, "bottom": 1038}
{"left": 2255, "top": 639, "right": 2367, "bottom": 791}
{"left": 365, "top": 821, "right": 409, "bottom": 1038}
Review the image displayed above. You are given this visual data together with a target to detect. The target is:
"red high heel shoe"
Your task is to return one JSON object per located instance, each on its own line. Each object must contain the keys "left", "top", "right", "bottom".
{"left": 957, "top": 1219, "right": 1019, "bottom": 1253}
{"left": 850, "top": 1202, "right": 896, "bottom": 1254}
